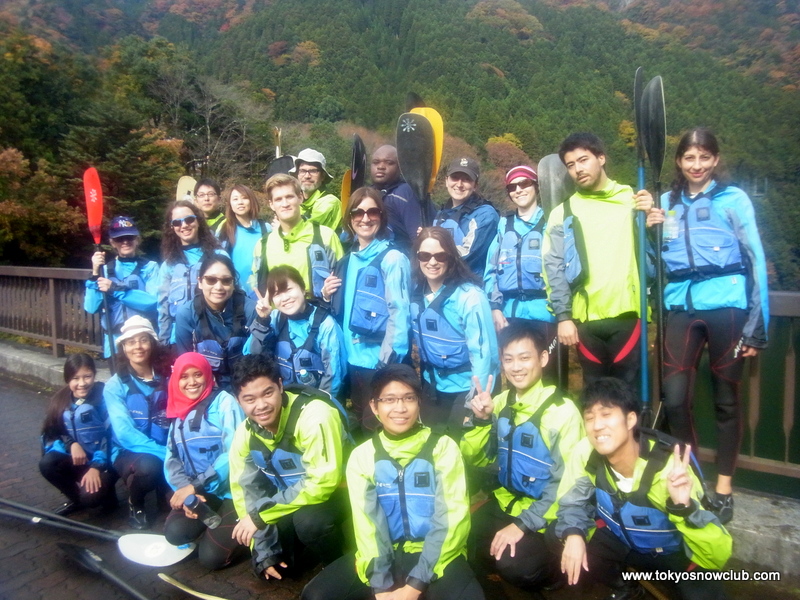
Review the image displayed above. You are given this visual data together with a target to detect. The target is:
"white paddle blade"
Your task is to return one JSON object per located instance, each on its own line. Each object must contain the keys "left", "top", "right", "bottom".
{"left": 117, "top": 533, "right": 195, "bottom": 567}
{"left": 158, "top": 573, "right": 233, "bottom": 600}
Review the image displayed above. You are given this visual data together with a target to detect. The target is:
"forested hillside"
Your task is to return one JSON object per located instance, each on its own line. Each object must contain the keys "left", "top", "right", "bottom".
{"left": 0, "top": 0, "right": 798, "bottom": 289}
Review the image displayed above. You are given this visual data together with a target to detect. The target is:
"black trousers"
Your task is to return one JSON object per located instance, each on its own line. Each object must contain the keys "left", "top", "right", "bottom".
{"left": 164, "top": 496, "right": 245, "bottom": 570}
{"left": 113, "top": 450, "right": 167, "bottom": 508}
{"left": 347, "top": 364, "right": 380, "bottom": 439}
{"left": 301, "top": 551, "right": 485, "bottom": 600}
{"left": 576, "top": 315, "right": 641, "bottom": 394}
{"left": 570, "top": 525, "right": 728, "bottom": 599}
{"left": 469, "top": 498, "right": 557, "bottom": 592}
{"left": 662, "top": 308, "right": 747, "bottom": 476}
{"left": 38, "top": 451, "right": 117, "bottom": 506}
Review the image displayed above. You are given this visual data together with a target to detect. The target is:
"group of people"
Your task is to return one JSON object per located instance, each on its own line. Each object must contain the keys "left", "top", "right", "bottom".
{"left": 37, "top": 126, "right": 768, "bottom": 599}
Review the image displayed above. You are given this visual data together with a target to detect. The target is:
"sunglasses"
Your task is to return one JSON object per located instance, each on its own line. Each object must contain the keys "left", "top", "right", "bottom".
{"left": 505, "top": 179, "right": 536, "bottom": 194}
{"left": 417, "top": 251, "right": 450, "bottom": 263}
{"left": 171, "top": 215, "right": 198, "bottom": 228}
{"left": 350, "top": 207, "right": 382, "bottom": 220}
{"left": 202, "top": 275, "right": 234, "bottom": 287}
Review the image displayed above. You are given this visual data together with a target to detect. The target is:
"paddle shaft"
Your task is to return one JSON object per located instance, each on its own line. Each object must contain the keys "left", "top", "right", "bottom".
{"left": 0, "top": 506, "right": 120, "bottom": 542}
{"left": 0, "top": 496, "right": 121, "bottom": 538}
{"left": 96, "top": 244, "right": 117, "bottom": 373}
{"left": 637, "top": 163, "right": 650, "bottom": 415}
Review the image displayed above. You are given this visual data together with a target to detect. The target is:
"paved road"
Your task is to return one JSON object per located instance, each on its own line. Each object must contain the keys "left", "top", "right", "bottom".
{"left": 0, "top": 375, "right": 796, "bottom": 600}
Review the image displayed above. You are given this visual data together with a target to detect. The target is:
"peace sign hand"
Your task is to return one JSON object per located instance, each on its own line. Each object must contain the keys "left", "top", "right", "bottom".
{"left": 470, "top": 375, "right": 494, "bottom": 421}
{"left": 666, "top": 444, "right": 693, "bottom": 507}
{"left": 254, "top": 288, "right": 271, "bottom": 319}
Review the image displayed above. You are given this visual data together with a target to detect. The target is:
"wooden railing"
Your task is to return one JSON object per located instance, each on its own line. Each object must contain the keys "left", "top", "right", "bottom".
{"left": 0, "top": 266, "right": 104, "bottom": 356}
{"left": 0, "top": 266, "right": 798, "bottom": 479}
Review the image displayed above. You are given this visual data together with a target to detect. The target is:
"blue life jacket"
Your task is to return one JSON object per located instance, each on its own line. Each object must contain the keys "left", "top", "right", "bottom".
{"left": 167, "top": 250, "right": 209, "bottom": 318}
{"left": 248, "top": 386, "right": 351, "bottom": 492}
{"left": 561, "top": 199, "right": 588, "bottom": 291}
{"left": 331, "top": 248, "right": 392, "bottom": 340}
{"left": 497, "top": 390, "right": 561, "bottom": 510}
{"left": 117, "top": 372, "right": 170, "bottom": 446}
{"left": 275, "top": 305, "right": 328, "bottom": 388}
{"left": 192, "top": 290, "right": 248, "bottom": 377}
{"left": 411, "top": 285, "right": 470, "bottom": 377}
{"left": 662, "top": 186, "right": 746, "bottom": 311}
{"left": 433, "top": 195, "right": 486, "bottom": 246}
{"left": 217, "top": 220, "right": 269, "bottom": 252}
{"left": 62, "top": 385, "right": 107, "bottom": 457}
{"left": 257, "top": 223, "right": 331, "bottom": 298}
{"left": 170, "top": 389, "right": 225, "bottom": 480}
{"left": 103, "top": 257, "right": 153, "bottom": 333}
{"left": 496, "top": 213, "right": 547, "bottom": 314}
{"left": 373, "top": 430, "right": 441, "bottom": 544}
{"left": 591, "top": 429, "right": 701, "bottom": 556}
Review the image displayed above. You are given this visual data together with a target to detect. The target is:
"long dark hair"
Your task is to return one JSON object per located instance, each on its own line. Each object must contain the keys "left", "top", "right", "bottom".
{"left": 161, "top": 200, "right": 219, "bottom": 265}
{"left": 411, "top": 226, "right": 482, "bottom": 291}
{"left": 114, "top": 334, "right": 174, "bottom": 382}
{"left": 222, "top": 184, "right": 261, "bottom": 247}
{"left": 669, "top": 127, "right": 727, "bottom": 208}
{"left": 42, "top": 354, "right": 97, "bottom": 441}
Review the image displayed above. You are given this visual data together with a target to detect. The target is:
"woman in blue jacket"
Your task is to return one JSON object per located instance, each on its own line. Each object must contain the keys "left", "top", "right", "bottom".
{"left": 105, "top": 315, "right": 173, "bottom": 529}
{"left": 321, "top": 188, "right": 411, "bottom": 435}
{"left": 39, "top": 353, "right": 115, "bottom": 515}
{"left": 163, "top": 352, "right": 245, "bottom": 569}
{"left": 157, "top": 200, "right": 224, "bottom": 345}
{"left": 411, "top": 227, "right": 499, "bottom": 433}
{"left": 174, "top": 254, "right": 257, "bottom": 390}
{"left": 216, "top": 185, "right": 270, "bottom": 298}
{"left": 647, "top": 127, "right": 769, "bottom": 524}
{"left": 263, "top": 265, "right": 347, "bottom": 399}
{"left": 484, "top": 166, "right": 557, "bottom": 384}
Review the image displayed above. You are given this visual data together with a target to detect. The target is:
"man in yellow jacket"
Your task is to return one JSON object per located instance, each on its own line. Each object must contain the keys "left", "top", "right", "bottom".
{"left": 543, "top": 133, "right": 654, "bottom": 391}
{"left": 229, "top": 354, "right": 348, "bottom": 581}
{"left": 461, "top": 321, "right": 584, "bottom": 594}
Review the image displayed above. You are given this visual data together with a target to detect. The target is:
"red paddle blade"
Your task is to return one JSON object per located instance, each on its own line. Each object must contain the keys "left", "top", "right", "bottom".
{"left": 83, "top": 167, "right": 104, "bottom": 245}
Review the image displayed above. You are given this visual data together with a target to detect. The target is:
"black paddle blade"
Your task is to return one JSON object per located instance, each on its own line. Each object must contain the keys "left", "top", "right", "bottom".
{"left": 642, "top": 75, "right": 667, "bottom": 184}
{"left": 59, "top": 542, "right": 104, "bottom": 574}
{"left": 266, "top": 155, "right": 295, "bottom": 178}
{"left": 351, "top": 134, "right": 367, "bottom": 191}
{"left": 537, "top": 154, "right": 574, "bottom": 215}
{"left": 405, "top": 92, "right": 426, "bottom": 111}
{"left": 396, "top": 112, "right": 434, "bottom": 207}
{"left": 634, "top": 67, "right": 646, "bottom": 160}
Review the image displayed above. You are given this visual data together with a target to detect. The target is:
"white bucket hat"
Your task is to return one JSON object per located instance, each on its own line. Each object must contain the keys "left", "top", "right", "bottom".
{"left": 115, "top": 315, "right": 157, "bottom": 349}
{"left": 291, "top": 148, "right": 332, "bottom": 181}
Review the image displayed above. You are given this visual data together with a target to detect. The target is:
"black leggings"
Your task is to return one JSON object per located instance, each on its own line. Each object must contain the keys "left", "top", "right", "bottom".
{"left": 347, "top": 364, "right": 380, "bottom": 438}
{"left": 163, "top": 496, "right": 244, "bottom": 570}
{"left": 576, "top": 315, "right": 641, "bottom": 394}
{"left": 662, "top": 308, "right": 747, "bottom": 477}
{"left": 38, "top": 452, "right": 117, "bottom": 506}
{"left": 301, "top": 551, "right": 485, "bottom": 600}
{"left": 113, "top": 450, "right": 167, "bottom": 508}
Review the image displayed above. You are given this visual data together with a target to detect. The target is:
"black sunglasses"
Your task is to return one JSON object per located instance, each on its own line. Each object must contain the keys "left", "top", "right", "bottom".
{"left": 171, "top": 215, "right": 198, "bottom": 228}
{"left": 505, "top": 179, "right": 536, "bottom": 194}
{"left": 417, "top": 251, "right": 450, "bottom": 263}
{"left": 350, "top": 207, "right": 382, "bottom": 220}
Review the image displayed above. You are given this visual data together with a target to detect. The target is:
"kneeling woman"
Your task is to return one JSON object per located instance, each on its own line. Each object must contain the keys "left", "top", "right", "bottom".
{"left": 39, "top": 353, "right": 116, "bottom": 515}
{"left": 411, "top": 227, "right": 499, "bottom": 431}
{"left": 322, "top": 187, "right": 411, "bottom": 434}
{"left": 105, "top": 316, "right": 173, "bottom": 529}
{"left": 301, "top": 364, "right": 484, "bottom": 600}
{"left": 163, "top": 352, "right": 245, "bottom": 569}
{"left": 175, "top": 254, "right": 257, "bottom": 390}
{"left": 266, "top": 265, "right": 347, "bottom": 399}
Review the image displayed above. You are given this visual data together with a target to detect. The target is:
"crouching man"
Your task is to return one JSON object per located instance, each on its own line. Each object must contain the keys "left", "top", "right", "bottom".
{"left": 228, "top": 354, "right": 348, "bottom": 581}
{"left": 302, "top": 364, "right": 485, "bottom": 600}
{"left": 553, "top": 378, "right": 731, "bottom": 600}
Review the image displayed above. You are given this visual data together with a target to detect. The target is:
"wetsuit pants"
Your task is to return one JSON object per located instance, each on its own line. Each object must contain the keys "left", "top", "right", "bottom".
{"left": 576, "top": 314, "right": 641, "bottom": 393}
{"left": 114, "top": 450, "right": 168, "bottom": 509}
{"left": 39, "top": 451, "right": 117, "bottom": 507}
{"left": 301, "top": 551, "right": 485, "bottom": 600}
{"left": 662, "top": 308, "right": 747, "bottom": 477}
{"left": 164, "top": 496, "right": 244, "bottom": 570}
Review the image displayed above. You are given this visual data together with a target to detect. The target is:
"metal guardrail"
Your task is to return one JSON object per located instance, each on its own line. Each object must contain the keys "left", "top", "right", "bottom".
{"left": 0, "top": 266, "right": 798, "bottom": 479}
{"left": 0, "top": 266, "right": 104, "bottom": 356}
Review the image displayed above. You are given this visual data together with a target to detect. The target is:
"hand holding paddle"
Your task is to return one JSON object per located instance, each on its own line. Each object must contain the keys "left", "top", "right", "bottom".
{"left": 558, "top": 320, "right": 579, "bottom": 346}
{"left": 321, "top": 273, "right": 342, "bottom": 301}
{"left": 470, "top": 375, "right": 494, "bottom": 420}
{"left": 633, "top": 189, "right": 654, "bottom": 212}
